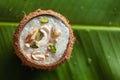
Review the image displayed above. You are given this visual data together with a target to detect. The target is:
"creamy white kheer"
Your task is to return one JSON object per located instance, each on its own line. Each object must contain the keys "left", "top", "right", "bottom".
{"left": 19, "top": 15, "right": 69, "bottom": 64}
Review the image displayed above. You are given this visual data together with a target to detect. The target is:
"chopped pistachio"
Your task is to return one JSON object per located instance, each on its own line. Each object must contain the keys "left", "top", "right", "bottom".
{"left": 40, "top": 17, "right": 49, "bottom": 23}
{"left": 48, "top": 44, "right": 56, "bottom": 53}
{"left": 30, "top": 42, "right": 39, "bottom": 48}
{"left": 35, "top": 31, "right": 41, "bottom": 41}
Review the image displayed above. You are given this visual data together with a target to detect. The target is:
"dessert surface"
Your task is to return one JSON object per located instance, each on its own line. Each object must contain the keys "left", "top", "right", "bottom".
{"left": 20, "top": 15, "right": 70, "bottom": 64}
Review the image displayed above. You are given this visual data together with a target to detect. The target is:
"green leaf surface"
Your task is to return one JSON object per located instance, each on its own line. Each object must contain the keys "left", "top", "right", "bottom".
{"left": 1, "top": 0, "right": 120, "bottom": 80}
{"left": 0, "top": 0, "right": 120, "bottom": 26}
{"left": 1, "top": 23, "right": 120, "bottom": 80}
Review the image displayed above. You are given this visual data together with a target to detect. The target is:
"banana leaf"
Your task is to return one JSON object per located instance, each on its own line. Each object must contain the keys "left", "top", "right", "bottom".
{"left": 0, "top": 0, "right": 120, "bottom": 26}
{"left": 1, "top": 0, "right": 120, "bottom": 80}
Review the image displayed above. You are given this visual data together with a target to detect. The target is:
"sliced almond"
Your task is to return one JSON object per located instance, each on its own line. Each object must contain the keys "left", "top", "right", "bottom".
{"left": 45, "top": 53, "right": 49, "bottom": 57}
{"left": 25, "top": 33, "right": 33, "bottom": 43}
{"left": 31, "top": 29, "right": 39, "bottom": 40}
{"left": 47, "top": 46, "right": 51, "bottom": 51}
{"left": 25, "top": 43, "right": 30, "bottom": 48}
{"left": 25, "top": 29, "right": 38, "bottom": 43}
{"left": 54, "top": 38, "right": 58, "bottom": 43}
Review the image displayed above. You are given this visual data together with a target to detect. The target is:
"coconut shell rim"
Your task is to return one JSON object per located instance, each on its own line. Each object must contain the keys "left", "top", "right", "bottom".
{"left": 13, "top": 9, "right": 75, "bottom": 70}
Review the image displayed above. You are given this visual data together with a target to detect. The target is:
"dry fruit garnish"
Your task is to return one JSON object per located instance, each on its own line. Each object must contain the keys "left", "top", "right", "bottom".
{"left": 25, "top": 33, "right": 34, "bottom": 43}
{"left": 45, "top": 53, "right": 49, "bottom": 57}
{"left": 25, "top": 43, "right": 30, "bottom": 48}
{"left": 40, "top": 17, "right": 49, "bottom": 23}
{"left": 35, "top": 31, "right": 42, "bottom": 41}
{"left": 51, "top": 26, "right": 61, "bottom": 38}
{"left": 36, "top": 27, "right": 50, "bottom": 47}
{"left": 31, "top": 51, "right": 45, "bottom": 61}
{"left": 54, "top": 38, "right": 58, "bottom": 43}
{"left": 30, "top": 42, "right": 39, "bottom": 48}
{"left": 48, "top": 44, "right": 56, "bottom": 53}
{"left": 25, "top": 29, "right": 38, "bottom": 43}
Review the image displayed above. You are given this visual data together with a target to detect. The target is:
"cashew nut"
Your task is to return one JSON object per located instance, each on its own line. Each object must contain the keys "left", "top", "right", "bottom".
{"left": 31, "top": 51, "right": 45, "bottom": 61}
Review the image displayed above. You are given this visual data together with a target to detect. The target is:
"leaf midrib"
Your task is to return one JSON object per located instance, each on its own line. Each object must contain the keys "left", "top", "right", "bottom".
{"left": 1, "top": 22, "right": 120, "bottom": 31}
